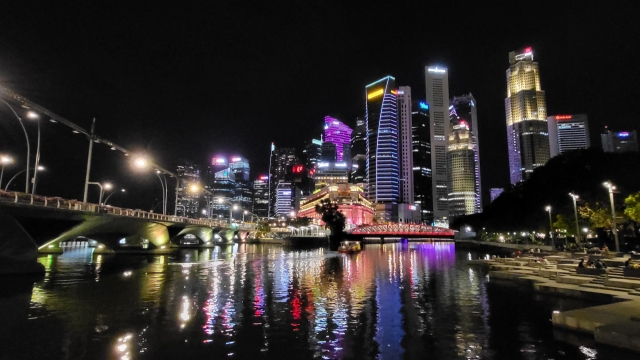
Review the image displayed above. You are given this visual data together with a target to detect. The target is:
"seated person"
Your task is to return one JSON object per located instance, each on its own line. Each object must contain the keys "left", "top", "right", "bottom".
{"left": 578, "top": 259, "right": 585, "bottom": 268}
{"left": 625, "top": 258, "right": 631, "bottom": 268}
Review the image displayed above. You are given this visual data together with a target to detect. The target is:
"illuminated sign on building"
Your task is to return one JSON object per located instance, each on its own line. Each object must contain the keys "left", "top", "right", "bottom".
{"left": 334, "top": 162, "right": 347, "bottom": 168}
{"left": 618, "top": 132, "right": 630, "bottom": 137}
{"left": 419, "top": 101, "right": 429, "bottom": 110}
{"left": 231, "top": 157, "right": 242, "bottom": 162}
{"left": 427, "top": 67, "right": 446, "bottom": 73}
{"left": 367, "top": 89, "right": 383, "bottom": 99}
{"left": 260, "top": 175, "right": 269, "bottom": 180}
{"left": 213, "top": 158, "right": 226, "bottom": 164}
{"left": 524, "top": 47, "right": 532, "bottom": 54}
{"left": 555, "top": 115, "right": 572, "bottom": 120}
{"left": 317, "top": 162, "right": 329, "bottom": 168}
{"left": 391, "top": 90, "right": 398, "bottom": 95}
{"left": 312, "top": 139, "right": 322, "bottom": 145}
{"left": 292, "top": 164, "right": 305, "bottom": 174}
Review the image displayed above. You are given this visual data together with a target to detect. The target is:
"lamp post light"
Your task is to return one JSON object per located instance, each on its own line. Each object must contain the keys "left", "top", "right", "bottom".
{"left": 230, "top": 204, "right": 238, "bottom": 223}
{"left": 87, "top": 182, "right": 112, "bottom": 206}
{"left": 243, "top": 210, "right": 248, "bottom": 222}
{"left": 26, "top": 111, "right": 42, "bottom": 195}
{"left": 1, "top": 99, "right": 31, "bottom": 193}
{"left": 604, "top": 181, "right": 620, "bottom": 253}
{"left": 569, "top": 193, "right": 581, "bottom": 245}
{"left": 545, "top": 205, "right": 553, "bottom": 245}
{"left": 103, "top": 188, "right": 125, "bottom": 206}
{"left": 0, "top": 155, "right": 14, "bottom": 189}
{"left": 4, "top": 165, "right": 45, "bottom": 192}
{"left": 155, "top": 170, "right": 167, "bottom": 215}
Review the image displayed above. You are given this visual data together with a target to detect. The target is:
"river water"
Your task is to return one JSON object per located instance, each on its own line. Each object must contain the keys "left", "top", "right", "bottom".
{"left": 0, "top": 242, "right": 634, "bottom": 359}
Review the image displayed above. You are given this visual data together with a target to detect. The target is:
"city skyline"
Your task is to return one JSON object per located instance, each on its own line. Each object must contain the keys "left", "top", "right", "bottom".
{"left": 1, "top": 3, "right": 638, "bottom": 210}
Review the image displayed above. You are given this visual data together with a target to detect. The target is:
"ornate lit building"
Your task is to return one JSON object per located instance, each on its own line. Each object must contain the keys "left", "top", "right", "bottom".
{"left": 505, "top": 47, "right": 550, "bottom": 184}
{"left": 324, "top": 116, "right": 353, "bottom": 162}
{"left": 447, "top": 121, "right": 477, "bottom": 217}
{"left": 298, "top": 184, "right": 374, "bottom": 226}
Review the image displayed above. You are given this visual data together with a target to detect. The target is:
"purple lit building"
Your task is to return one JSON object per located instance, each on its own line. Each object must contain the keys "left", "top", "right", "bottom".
{"left": 324, "top": 116, "right": 353, "bottom": 162}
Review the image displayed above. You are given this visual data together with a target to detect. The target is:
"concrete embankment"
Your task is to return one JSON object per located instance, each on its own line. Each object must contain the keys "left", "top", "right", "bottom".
{"left": 473, "top": 255, "right": 640, "bottom": 353}
{"left": 456, "top": 239, "right": 555, "bottom": 252}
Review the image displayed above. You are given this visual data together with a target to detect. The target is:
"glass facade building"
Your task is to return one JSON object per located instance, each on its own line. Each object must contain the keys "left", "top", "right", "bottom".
{"left": 350, "top": 118, "right": 367, "bottom": 184}
{"left": 450, "top": 94, "right": 482, "bottom": 213}
{"left": 602, "top": 129, "right": 639, "bottom": 153}
{"left": 365, "top": 76, "right": 400, "bottom": 204}
{"left": 324, "top": 116, "right": 353, "bottom": 162}
{"left": 548, "top": 114, "right": 590, "bottom": 157}
{"left": 397, "top": 86, "right": 414, "bottom": 204}
{"left": 505, "top": 47, "right": 550, "bottom": 184}
{"left": 447, "top": 122, "right": 477, "bottom": 217}
{"left": 252, "top": 176, "right": 269, "bottom": 218}
{"left": 412, "top": 100, "right": 432, "bottom": 223}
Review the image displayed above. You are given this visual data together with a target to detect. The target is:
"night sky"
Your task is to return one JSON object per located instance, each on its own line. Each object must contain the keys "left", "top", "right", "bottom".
{"left": 1, "top": 2, "right": 638, "bottom": 209}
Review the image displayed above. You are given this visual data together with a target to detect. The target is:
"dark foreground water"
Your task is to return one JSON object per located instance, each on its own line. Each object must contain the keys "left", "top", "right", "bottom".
{"left": 0, "top": 242, "right": 635, "bottom": 360}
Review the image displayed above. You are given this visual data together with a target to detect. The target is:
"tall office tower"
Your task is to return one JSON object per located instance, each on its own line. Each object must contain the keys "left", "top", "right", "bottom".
{"left": 209, "top": 157, "right": 237, "bottom": 220}
{"left": 321, "top": 142, "right": 337, "bottom": 161}
{"left": 602, "top": 129, "right": 639, "bottom": 153}
{"left": 324, "top": 116, "right": 353, "bottom": 162}
{"left": 275, "top": 181, "right": 300, "bottom": 217}
{"left": 450, "top": 94, "right": 482, "bottom": 213}
{"left": 447, "top": 121, "right": 477, "bottom": 217}
{"left": 490, "top": 188, "right": 504, "bottom": 203}
{"left": 302, "top": 138, "right": 322, "bottom": 169}
{"left": 505, "top": 47, "right": 550, "bottom": 184}
{"left": 350, "top": 118, "right": 367, "bottom": 184}
{"left": 547, "top": 114, "right": 590, "bottom": 157}
{"left": 176, "top": 160, "right": 202, "bottom": 218}
{"left": 366, "top": 76, "right": 400, "bottom": 207}
{"left": 229, "top": 156, "right": 252, "bottom": 213}
{"left": 252, "top": 175, "right": 270, "bottom": 217}
{"left": 397, "top": 86, "right": 414, "bottom": 204}
{"left": 412, "top": 100, "right": 432, "bottom": 223}
{"left": 426, "top": 66, "right": 450, "bottom": 228}
{"left": 270, "top": 148, "right": 298, "bottom": 216}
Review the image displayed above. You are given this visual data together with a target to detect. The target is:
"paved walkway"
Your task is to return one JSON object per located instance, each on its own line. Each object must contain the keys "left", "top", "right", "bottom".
{"left": 470, "top": 253, "right": 640, "bottom": 353}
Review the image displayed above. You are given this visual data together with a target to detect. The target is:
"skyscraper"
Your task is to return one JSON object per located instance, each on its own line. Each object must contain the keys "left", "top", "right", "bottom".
{"left": 397, "top": 86, "right": 414, "bottom": 204}
{"left": 302, "top": 138, "right": 322, "bottom": 169}
{"left": 365, "top": 76, "right": 400, "bottom": 206}
{"left": 602, "top": 129, "right": 639, "bottom": 153}
{"left": 270, "top": 147, "right": 298, "bottom": 216}
{"left": 252, "top": 175, "right": 269, "bottom": 217}
{"left": 505, "top": 47, "right": 550, "bottom": 184}
{"left": 447, "top": 121, "right": 477, "bottom": 217}
{"left": 412, "top": 100, "right": 432, "bottom": 223}
{"left": 450, "top": 94, "right": 482, "bottom": 213}
{"left": 176, "top": 160, "right": 203, "bottom": 218}
{"left": 324, "top": 116, "right": 353, "bottom": 162}
{"left": 426, "top": 66, "right": 450, "bottom": 227}
{"left": 350, "top": 118, "right": 367, "bottom": 184}
{"left": 229, "top": 156, "right": 252, "bottom": 214}
{"left": 548, "top": 114, "right": 590, "bottom": 157}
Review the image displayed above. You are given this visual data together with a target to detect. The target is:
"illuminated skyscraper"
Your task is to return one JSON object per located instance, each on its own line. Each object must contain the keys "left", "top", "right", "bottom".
{"left": 350, "top": 118, "right": 367, "bottom": 184}
{"left": 450, "top": 94, "right": 482, "bottom": 213}
{"left": 270, "top": 147, "right": 298, "bottom": 216}
{"left": 426, "top": 66, "right": 450, "bottom": 227}
{"left": 397, "top": 86, "right": 414, "bottom": 204}
{"left": 365, "top": 76, "right": 399, "bottom": 205}
{"left": 547, "top": 114, "right": 590, "bottom": 157}
{"left": 229, "top": 156, "right": 252, "bottom": 213}
{"left": 252, "top": 175, "right": 270, "bottom": 217}
{"left": 602, "top": 129, "right": 638, "bottom": 153}
{"left": 324, "top": 116, "right": 353, "bottom": 162}
{"left": 447, "top": 121, "right": 477, "bottom": 217}
{"left": 505, "top": 47, "right": 550, "bottom": 184}
{"left": 176, "top": 160, "right": 203, "bottom": 218}
{"left": 412, "top": 100, "right": 432, "bottom": 222}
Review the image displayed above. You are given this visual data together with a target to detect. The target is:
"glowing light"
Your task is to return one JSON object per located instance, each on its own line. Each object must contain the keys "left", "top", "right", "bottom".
{"left": 367, "top": 89, "right": 383, "bottom": 99}
{"left": 419, "top": 101, "right": 429, "bottom": 110}
{"left": 618, "top": 132, "right": 629, "bottom": 137}
{"left": 259, "top": 175, "right": 269, "bottom": 180}
{"left": 134, "top": 158, "right": 147, "bottom": 168}
{"left": 555, "top": 115, "right": 572, "bottom": 120}
{"left": 231, "top": 157, "right": 241, "bottom": 162}
{"left": 292, "top": 164, "right": 305, "bottom": 174}
{"left": 427, "top": 67, "right": 446, "bottom": 73}
{"left": 390, "top": 90, "right": 398, "bottom": 95}
{"left": 213, "top": 158, "right": 226, "bottom": 164}
{"left": 524, "top": 47, "right": 532, "bottom": 53}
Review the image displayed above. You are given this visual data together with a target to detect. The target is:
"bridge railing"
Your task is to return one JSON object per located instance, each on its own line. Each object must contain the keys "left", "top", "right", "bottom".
{"left": 0, "top": 190, "right": 254, "bottom": 230}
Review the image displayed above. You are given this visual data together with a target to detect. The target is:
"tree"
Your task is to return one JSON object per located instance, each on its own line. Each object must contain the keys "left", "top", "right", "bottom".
{"left": 315, "top": 199, "right": 346, "bottom": 239}
{"left": 578, "top": 202, "right": 615, "bottom": 229}
{"left": 553, "top": 214, "right": 575, "bottom": 236}
{"left": 256, "top": 221, "right": 271, "bottom": 238}
{"left": 625, "top": 192, "right": 640, "bottom": 223}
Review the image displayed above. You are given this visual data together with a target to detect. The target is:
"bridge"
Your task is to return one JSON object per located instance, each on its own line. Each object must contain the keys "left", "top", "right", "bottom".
{"left": 349, "top": 223, "right": 455, "bottom": 242}
{"left": 0, "top": 190, "right": 256, "bottom": 254}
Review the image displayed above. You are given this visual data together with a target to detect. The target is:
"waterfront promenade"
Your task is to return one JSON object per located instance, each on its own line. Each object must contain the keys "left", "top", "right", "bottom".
{"left": 470, "top": 253, "right": 640, "bottom": 353}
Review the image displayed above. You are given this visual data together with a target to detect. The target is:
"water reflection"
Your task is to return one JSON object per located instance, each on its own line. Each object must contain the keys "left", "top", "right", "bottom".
{"left": 0, "top": 243, "right": 632, "bottom": 359}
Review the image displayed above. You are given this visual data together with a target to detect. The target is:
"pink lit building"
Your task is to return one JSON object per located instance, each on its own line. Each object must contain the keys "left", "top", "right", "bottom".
{"left": 324, "top": 116, "right": 353, "bottom": 162}
{"left": 298, "top": 184, "right": 374, "bottom": 226}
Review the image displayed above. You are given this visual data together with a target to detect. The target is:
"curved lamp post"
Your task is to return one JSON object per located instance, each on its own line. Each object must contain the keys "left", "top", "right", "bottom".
{"left": 104, "top": 188, "right": 125, "bottom": 206}
{"left": 1, "top": 99, "right": 31, "bottom": 193}
{"left": 604, "top": 181, "right": 620, "bottom": 253}
{"left": 569, "top": 193, "right": 581, "bottom": 245}
{"left": 4, "top": 166, "right": 45, "bottom": 192}
{"left": 26, "top": 111, "right": 41, "bottom": 194}
{"left": 0, "top": 154, "right": 14, "bottom": 189}
{"left": 87, "top": 182, "right": 112, "bottom": 205}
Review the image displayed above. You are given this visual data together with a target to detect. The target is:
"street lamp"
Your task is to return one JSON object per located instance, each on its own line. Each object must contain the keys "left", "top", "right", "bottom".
{"left": 604, "top": 181, "right": 620, "bottom": 253}
{"left": 545, "top": 205, "right": 553, "bottom": 244}
{"left": 133, "top": 156, "right": 167, "bottom": 214}
{"left": 243, "top": 210, "right": 248, "bottom": 222}
{"left": 26, "top": 111, "right": 42, "bottom": 195}
{"left": 569, "top": 192, "right": 581, "bottom": 245}
{"left": 4, "top": 165, "right": 45, "bottom": 192}
{"left": 104, "top": 188, "right": 126, "bottom": 206}
{"left": 230, "top": 204, "right": 238, "bottom": 222}
{"left": 0, "top": 155, "right": 14, "bottom": 189}
{"left": 1, "top": 99, "right": 31, "bottom": 193}
{"left": 87, "top": 182, "right": 112, "bottom": 205}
